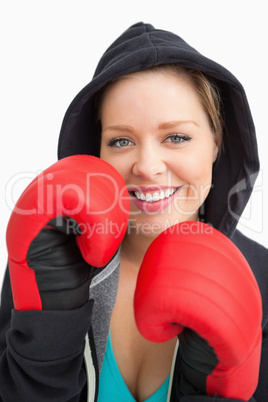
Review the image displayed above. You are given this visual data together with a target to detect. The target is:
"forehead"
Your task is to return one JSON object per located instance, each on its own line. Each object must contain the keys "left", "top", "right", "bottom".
{"left": 100, "top": 70, "right": 206, "bottom": 126}
{"left": 105, "top": 68, "right": 194, "bottom": 97}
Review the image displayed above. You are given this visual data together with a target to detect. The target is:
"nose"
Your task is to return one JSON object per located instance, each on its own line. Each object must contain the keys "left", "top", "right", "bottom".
{"left": 132, "top": 146, "right": 166, "bottom": 179}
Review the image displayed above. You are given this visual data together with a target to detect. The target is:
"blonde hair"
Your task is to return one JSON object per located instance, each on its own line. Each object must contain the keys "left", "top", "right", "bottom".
{"left": 159, "top": 64, "right": 223, "bottom": 141}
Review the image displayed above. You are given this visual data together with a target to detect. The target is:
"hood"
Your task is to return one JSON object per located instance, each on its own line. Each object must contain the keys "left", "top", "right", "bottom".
{"left": 57, "top": 22, "right": 259, "bottom": 237}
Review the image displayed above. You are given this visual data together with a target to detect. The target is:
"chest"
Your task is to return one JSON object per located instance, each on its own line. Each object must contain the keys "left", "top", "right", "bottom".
{"left": 110, "top": 264, "right": 176, "bottom": 402}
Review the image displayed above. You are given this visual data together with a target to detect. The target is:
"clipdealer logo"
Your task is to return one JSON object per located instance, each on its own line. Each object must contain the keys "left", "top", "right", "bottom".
{"left": 5, "top": 170, "right": 129, "bottom": 216}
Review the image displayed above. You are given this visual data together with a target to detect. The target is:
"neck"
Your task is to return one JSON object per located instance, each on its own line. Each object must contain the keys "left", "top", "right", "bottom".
{"left": 121, "top": 231, "right": 156, "bottom": 269}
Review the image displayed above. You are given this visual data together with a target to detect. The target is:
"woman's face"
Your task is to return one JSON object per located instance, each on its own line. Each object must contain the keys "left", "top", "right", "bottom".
{"left": 100, "top": 71, "right": 219, "bottom": 238}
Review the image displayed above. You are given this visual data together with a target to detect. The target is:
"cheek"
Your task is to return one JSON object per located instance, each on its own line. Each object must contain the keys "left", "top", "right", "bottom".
{"left": 174, "top": 151, "right": 214, "bottom": 196}
{"left": 100, "top": 151, "right": 131, "bottom": 183}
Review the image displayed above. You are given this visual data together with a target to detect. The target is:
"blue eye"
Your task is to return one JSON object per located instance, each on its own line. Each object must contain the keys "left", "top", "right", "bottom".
{"left": 118, "top": 139, "right": 131, "bottom": 147}
{"left": 108, "top": 138, "right": 133, "bottom": 148}
{"left": 165, "top": 134, "right": 191, "bottom": 143}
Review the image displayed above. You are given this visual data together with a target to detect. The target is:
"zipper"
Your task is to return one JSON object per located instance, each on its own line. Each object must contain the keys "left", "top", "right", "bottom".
{"left": 167, "top": 339, "right": 179, "bottom": 401}
{"left": 84, "top": 333, "right": 96, "bottom": 402}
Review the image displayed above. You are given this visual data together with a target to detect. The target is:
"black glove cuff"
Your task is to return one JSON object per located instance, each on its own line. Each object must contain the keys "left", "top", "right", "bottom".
{"left": 40, "top": 278, "right": 92, "bottom": 310}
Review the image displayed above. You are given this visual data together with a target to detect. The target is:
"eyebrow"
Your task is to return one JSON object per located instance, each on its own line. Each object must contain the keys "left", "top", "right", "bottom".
{"left": 158, "top": 120, "right": 199, "bottom": 129}
{"left": 102, "top": 125, "right": 135, "bottom": 133}
{"left": 102, "top": 120, "right": 199, "bottom": 133}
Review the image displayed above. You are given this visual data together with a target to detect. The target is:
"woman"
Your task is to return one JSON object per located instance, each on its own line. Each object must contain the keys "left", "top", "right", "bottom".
{"left": 0, "top": 22, "right": 267, "bottom": 401}
{"left": 97, "top": 64, "right": 221, "bottom": 399}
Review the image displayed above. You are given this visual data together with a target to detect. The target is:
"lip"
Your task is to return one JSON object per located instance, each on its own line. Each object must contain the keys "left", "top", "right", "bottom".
{"left": 128, "top": 185, "right": 179, "bottom": 192}
{"left": 129, "top": 185, "right": 183, "bottom": 213}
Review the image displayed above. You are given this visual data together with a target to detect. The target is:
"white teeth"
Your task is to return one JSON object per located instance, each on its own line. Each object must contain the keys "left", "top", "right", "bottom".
{"left": 140, "top": 193, "right": 146, "bottom": 201}
{"left": 160, "top": 190, "right": 165, "bottom": 200}
{"left": 152, "top": 192, "right": 160, "bottom": 202}
{"left": 134, "top": 188, "right": 178, "bottom": 203}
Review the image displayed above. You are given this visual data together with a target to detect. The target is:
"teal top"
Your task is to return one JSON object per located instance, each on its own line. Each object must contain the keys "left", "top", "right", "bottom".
{"left": 97, "top": 332, "right": 170, "bottom": 402}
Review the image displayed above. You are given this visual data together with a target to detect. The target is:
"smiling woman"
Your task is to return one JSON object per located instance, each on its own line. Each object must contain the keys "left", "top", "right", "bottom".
{"left": 0, "top": 21, "right": 267, "bottom": 402}
{"left": 94, "top": 64, "right": 261, "bottom": 401}
{"left": 99, "top": 67, "right": 220, "bottom": 241}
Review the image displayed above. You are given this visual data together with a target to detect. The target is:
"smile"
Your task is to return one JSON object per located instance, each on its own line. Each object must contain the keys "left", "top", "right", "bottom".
{"left": 133, "top": 187, "right": 179, "bottom": 203}
{"left": 129, "top": 186, "right": 182, "bottom": 213}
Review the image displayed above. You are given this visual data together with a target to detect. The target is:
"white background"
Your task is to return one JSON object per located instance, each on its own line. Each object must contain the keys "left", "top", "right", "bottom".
{"left": 0, "top": 0, "right": 267, "bottom": 288}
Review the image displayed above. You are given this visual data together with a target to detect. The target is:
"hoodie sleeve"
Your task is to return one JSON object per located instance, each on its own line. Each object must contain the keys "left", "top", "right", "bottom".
{"left": 0, "top": 267, "right": 95, "bottom": 402}
{"left": 231, "top": 230, "right": 268, "bottom": 401}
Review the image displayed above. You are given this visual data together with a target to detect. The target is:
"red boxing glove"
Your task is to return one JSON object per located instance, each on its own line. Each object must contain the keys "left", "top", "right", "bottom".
{"left": 6, "top": 155, "right": 129, "bottom": 311}
{"left": 134, "top": 221, "right": 262, "bottom": 401}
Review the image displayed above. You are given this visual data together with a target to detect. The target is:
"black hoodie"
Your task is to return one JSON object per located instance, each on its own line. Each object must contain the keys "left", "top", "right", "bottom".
{"left": 0, "top": 22, "right": 267, "bottom": 402}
